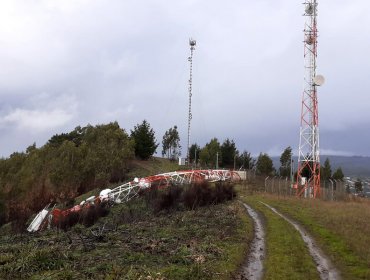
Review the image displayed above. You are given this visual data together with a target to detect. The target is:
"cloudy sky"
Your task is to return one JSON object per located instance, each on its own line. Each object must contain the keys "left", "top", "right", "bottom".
{"left": 0, "top": 0, "right": 369, "bottom": 158}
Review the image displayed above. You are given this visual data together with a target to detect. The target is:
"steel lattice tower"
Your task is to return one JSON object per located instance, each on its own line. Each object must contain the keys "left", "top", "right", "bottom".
{"left": 187, "top": 38, "right": 196, "bottom": 165}
{"left": 297, "top": 1, "right": 324, "bottom": 198}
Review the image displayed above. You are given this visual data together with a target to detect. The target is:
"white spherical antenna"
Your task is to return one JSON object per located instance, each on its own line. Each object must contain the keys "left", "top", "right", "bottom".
{"left": 189, "top": 38, "right": 196, "bottom": 47}
{"left": 305, "top": 4, "right": 314, "bottom": 15}
{"left": 313, "top": 75, "right": 325, "bottom": 86}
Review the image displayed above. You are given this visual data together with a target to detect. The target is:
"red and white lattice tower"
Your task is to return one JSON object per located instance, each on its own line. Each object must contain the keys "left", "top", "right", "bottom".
{"left": 297, "top": 1, "right": 325, "bottom": 198}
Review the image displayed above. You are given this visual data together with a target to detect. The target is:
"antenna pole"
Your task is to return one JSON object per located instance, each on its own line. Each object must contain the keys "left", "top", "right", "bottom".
{"left": 187, "top": 38, "right": 196, "bottom": 166}
{"left": 297, "top": 0, "right": 321, "bottom": 198}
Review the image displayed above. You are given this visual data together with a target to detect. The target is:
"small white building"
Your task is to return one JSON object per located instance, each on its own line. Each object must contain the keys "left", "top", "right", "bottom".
{"left": 178, "top": 157, "right": 186, "bottom": 166}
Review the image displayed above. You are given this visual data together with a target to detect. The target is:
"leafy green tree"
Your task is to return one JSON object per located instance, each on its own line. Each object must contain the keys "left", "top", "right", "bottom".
{"left": 48, "top": 127, "right": 84, "bottom": 148}
{"left": 3, "top": 152, "right": 28, "bottom": 196}
{"left": 161, "top": 125, "right": 181, "bottom": 160}
{"left": 0, "top": 193, "right": 5, "bottom": 225}
{"left": 199, "top": 138, "right": 221, "bottom": 168}
{"left": 47, "top": 122, "right": 135, "bottom": 192}
{"left": 47, "top": 141, "right": 83, "bottom": 195}
{"left": 199, "top": 146, "right": 211, "bottom": 167}
{"left": 130, "top": 120, "right": 158, "bottom": 160}
{"left": 279, "top": 146, "right": 292, "bottom": 177}
{"left": 189, "top": 143, "right": 201, "bottom": 165}
{"left": 237, "top": 151, "right": 255, "bottom": 170}
{"left": 256, "top": 153, "right": 274, "bottom": 175}
{"left": 321, "top": 158, "right": 332, "bottom": 180}
{"left": 332, "top": 167, "right": 344, "bottom": 180}
{"left": 220, "top": 138, "right": 238, "bottom": 168}
{"left": 83, "top": 122, "right": 134, "bottom": 182}
{"left": 0, "top": 187, "right": 6, "bottom": 215}
{"left": 207, "top": 138, "right": 221, "bottom": 168}
{"left": 0, "top": 122, "right": 136, "bottom": 228}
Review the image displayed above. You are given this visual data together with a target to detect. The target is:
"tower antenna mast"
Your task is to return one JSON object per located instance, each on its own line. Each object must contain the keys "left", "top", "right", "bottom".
{"left": 297, "top": 0, "right": 325, "bottom": 198}
{"left": 187, "top": 38, "right": 196, "bottom": 166}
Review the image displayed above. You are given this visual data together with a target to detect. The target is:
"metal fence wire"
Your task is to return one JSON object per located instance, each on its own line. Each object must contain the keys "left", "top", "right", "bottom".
{"left": 261, "top": 176, "right": 347, "bottom": 201}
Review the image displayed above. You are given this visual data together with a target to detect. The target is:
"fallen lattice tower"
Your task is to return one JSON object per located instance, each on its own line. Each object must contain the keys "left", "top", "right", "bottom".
{"left": 27, "top": 169, "right": 241, "bottom": 232}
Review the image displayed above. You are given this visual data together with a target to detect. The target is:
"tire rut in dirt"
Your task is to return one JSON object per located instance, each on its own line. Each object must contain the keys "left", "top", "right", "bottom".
{"left": 260, "top": 201, "right": 341, "bottom": 280}
{"left": 236, "top": 202, "right": 265, "bottom": 280}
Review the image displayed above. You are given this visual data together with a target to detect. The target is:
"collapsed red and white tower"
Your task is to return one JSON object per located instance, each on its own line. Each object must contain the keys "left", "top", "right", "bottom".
{"left": 297, "top": 0, "right": 325, "bottom": 198}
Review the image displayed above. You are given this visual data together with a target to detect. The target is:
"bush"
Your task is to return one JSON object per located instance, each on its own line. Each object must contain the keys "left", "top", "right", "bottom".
{"left": 214, "top": 182, "right": 236, "bottom": 203}
{"left": 141, "top": 186, "right": 159, "bottom": 209}
{"left": 60, "top": 211, "right": 80, "bottom": 231}
{"left": 154, "top": 185, "right": 183, "bottom": 212}
{"left": 96, "top": 201, "right": 110, "bottom": 217}
{"left": 146, "top": 182, "right": 236, "bottom": 212}
{"left": 182, "top": 182, "right": 236, "bottom": 210}
{"left": 183, "top": 182, "right": 213, "bottom": 209}
{"left": 81, "top": 205, "right": 98, "bottom": 227}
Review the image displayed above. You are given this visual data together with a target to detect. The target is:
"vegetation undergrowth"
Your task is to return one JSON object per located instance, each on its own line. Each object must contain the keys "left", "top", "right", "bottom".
{"left": 243, "top": 190, "right": 370, "bottom": 279}
{"left": 238, "top": 187, "right": 319, "bottom": 280}
{"left": 0, "top": 183, "right": 253, "bottom": 280}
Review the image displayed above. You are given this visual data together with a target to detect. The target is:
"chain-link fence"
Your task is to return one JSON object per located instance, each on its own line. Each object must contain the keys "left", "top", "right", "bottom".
{"left": 254, "top": 176, "right": 348, "bottom": 201}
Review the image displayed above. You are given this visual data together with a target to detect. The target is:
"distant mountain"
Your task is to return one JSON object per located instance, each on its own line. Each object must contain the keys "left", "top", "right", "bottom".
{"left": 271, "top": 155, "right": 370, "bottom": 179}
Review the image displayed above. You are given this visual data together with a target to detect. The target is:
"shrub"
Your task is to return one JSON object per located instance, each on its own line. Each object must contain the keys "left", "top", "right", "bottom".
{"left": 183, "top": 182, "right": 236, "bottom": 210}
{"left": 183, "top": 182, "right": 214, "bottom": 209}
{"left": 141, "top": 186, "right": 159, "bottom": 209}
{"left": 154, "top": 185, "right": 183, "bottom": 212}
{"left": 80, "top": 202, "right": 110, "bottom": 228}
{"left": 81, "top": 205, "right": 98, "bottom": 227}
{"left": 96, "top": 201, "right": 110, "bottom": 217}
{"left": 65, "top": 211, "right": 80, "bottom": 229}
{"left": 214, "top": 182, "right": 236, "bottom": 203}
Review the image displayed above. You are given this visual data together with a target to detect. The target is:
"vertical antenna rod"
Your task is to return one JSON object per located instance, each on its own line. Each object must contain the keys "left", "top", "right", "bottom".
{"left": 187, "top": 38, "right": 196, "bottom": 165}
{"left": 297, "top": 1, "right": 324, "bottom": 198}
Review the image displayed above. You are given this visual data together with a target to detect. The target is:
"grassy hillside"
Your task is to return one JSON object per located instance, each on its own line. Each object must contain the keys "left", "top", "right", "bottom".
{"left": 3, "top": 168, "right": 370, "bottom": 279}
{"left": 0, "top": 185, "right": 252, "bottom": 280}
{"left": 126, "top": 157, "right": 181, "bottom": 179}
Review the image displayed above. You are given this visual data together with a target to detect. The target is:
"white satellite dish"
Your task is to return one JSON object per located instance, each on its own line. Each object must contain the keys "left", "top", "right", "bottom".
{"left": 313, "top": 75, "right": 325, "bottom": 86}
{"left": 305, "top": 35, "right": 314, "bottom": 45}
{"left": 305, "top": 4, "right": 314, "bottom": 15}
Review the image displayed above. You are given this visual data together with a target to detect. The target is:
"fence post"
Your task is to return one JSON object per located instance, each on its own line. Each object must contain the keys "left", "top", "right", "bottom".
{"left": 278, "top": 177, "right": 282, "bottom": 197}
{"left": 329, "top": 179, "right": 334, "bottom": 201}
{"left": 265, "top": 176, "right": 269, "bottom": 193}
{"left": 284, "top": 177, "right": 289, "bottom": 197}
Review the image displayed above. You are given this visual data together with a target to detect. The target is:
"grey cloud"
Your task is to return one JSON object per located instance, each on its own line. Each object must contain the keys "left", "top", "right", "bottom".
{"left": 0, "top": 0, "right": 369, "bottom": 158}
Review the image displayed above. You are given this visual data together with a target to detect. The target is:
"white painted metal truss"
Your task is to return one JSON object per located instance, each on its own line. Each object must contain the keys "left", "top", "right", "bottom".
{"left": 27, "top": 169, "right": 241, "bottom": 232}
{"left": 107, "top": 169, "right": 240, "bottom": 203}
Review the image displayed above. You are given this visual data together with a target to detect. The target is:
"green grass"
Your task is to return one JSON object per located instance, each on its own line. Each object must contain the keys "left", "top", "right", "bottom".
{"left": 126, "top": 157, "right": 182, "bottom": 179}
{"left": 243, "top": 191, "right": 370, "bottom": 279}
{"left": 0, "top": 194, "right": 252, "bottom": 279}
{"left": 240, "top": 193, "right": 320, "bottom": 280}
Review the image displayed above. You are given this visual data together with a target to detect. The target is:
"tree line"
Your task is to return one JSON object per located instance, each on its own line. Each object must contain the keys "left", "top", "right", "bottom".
{"left": 0, "top": 120, "right": 164, "bottom": 229}
{"left": 254, "top": 146, "right": 344, "bottom": 181}
{"left": 0, "top": 119, "right": 346, "bottom": 230}
{"left": 0, "top": 122, "right": 131, "bottom": 229}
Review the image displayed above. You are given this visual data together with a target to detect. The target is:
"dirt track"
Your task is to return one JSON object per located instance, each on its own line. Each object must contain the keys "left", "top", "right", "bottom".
{"left": 237, "top": 203, "right": 265, "bottom": 280}
{"left": 260, "top": 201, "right": 341, "bottom": 280}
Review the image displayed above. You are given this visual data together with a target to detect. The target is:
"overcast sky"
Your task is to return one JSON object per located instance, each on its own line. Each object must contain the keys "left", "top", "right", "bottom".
{"left": 0, "top": 0, "right": 369, "bottom": 158}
